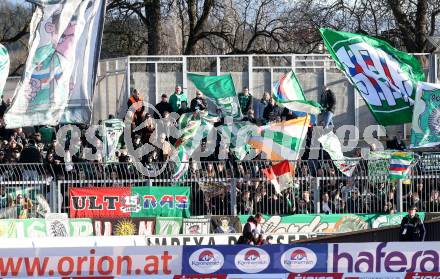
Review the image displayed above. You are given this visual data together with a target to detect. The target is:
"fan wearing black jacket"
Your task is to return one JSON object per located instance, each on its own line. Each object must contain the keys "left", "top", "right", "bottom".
{"left": 399, "top": 206, "right": 426, "bottom": 241}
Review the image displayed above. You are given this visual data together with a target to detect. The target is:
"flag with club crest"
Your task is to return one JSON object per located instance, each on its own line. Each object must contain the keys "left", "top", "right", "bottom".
{"left": 320, "top": 28, "right": 425, "bottom": 126}
{"left": 5, "top": 0, "right": 106, "bottom": 128}
{"left": 273, "top": 70, "right": 322, "bottom": 114}
{"left": 0, "top": 44, "right": 9, "bottom": 98}
{"left": 262, "top": 160, "right": 294, "bottom": 194}
{"left": 410, "top": 82, "right": 440, "bottom": 148}
{"left": 389, "top": 151, "right": 413, "bottom": 180}
{"left": 318, "top": 131, "right": 359, "bottom": 177}
{"left": 102, "top": 118, "right": 124, "bottom": 163}
{"left": 188, "top": 73, "right": 242, "bottom": 120}
{"left": 248, "top": 115, "right": 310, "bottom": 161}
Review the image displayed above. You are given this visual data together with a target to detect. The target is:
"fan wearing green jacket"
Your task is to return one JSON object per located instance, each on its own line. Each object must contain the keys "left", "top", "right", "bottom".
{"left": 169, "top": 85, "right": 188, "bottom": 112}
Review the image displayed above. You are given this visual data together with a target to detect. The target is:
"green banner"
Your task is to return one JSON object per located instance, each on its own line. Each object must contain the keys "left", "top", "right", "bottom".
{"left": 155, "top": 217, "right": 182, "bottom": 235}
{"left": 131, "top": 186, "right": 190, "bottom": 218}
{"left": 239, "top": 213, "right": 424, "bottom": 234}
{"left": 0, "top": 218, "right": 93, "bottom": 238}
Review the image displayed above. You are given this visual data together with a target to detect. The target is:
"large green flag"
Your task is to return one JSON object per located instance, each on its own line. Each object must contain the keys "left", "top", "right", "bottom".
{"left": 188, "top": 73, "right": 242, "bottom": 119}
{"left": 411, "top": 82, "right": 440, "bottom": 148}
{"left": 320, "top": 28, "right": 425, "bottom": 126}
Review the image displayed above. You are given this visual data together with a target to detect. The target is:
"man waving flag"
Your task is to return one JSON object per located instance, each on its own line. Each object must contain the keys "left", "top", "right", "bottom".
{"left": 320, "top": 28, "right": 425, "bottom": 126}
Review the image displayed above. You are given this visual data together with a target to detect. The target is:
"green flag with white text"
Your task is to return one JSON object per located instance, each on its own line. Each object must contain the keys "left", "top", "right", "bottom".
{"left": 320, "top": 28, "right": 425, "bottom": 126}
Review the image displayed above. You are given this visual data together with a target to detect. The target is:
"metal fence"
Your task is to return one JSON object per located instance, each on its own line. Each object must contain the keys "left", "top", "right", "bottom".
{"left": 1, "top": 157, "right": 440, "bottom": 218}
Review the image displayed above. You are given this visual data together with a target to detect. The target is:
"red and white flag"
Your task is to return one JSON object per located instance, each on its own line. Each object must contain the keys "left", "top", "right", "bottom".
{"left": 262, "top": 160, "right": 294, "bottom": 194}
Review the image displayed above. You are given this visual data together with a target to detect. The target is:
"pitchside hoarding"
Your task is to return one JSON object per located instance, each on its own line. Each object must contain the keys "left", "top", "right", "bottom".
{"left": 0, "top": 241, "right": 439, "bottom": 277}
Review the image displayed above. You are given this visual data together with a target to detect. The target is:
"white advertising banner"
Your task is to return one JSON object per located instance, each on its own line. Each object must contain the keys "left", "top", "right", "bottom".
{"left": 328, "top": 242, "right": 440, "bottom": 273}
{"left": 0, "top": 245, "right": 182, "bottom": 277}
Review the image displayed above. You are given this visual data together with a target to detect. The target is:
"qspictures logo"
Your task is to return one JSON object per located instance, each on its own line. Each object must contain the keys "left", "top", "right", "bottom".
{"left": 281, "top": 247, "right": 318, "bottom": 272}
{"left": 234, "top": 247, "right": 270, "bottom": 273}
{"left": 188, "top": 248, "right": 224, "bottom": 274}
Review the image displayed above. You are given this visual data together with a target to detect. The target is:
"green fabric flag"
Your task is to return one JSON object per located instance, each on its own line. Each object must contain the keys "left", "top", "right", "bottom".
{"left": 411, "top": 82, "right": 440, "bottom": 148}
{"left": 188, "top": 73, "right": 242, "bottom": 120}
{"left": 176, "top": 111, "right": 215, "bottom": 155}
{"left": 319, "top": 28, "right": 425, "bottom": 126}
{"left": 131, "top": 186, "right": 190, "bottom": 218}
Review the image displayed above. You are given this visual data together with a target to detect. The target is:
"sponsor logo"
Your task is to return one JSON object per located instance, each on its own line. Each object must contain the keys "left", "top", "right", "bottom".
{"left": 189, "top": 248, "right": 224, "bottom": 274}
{"left": 405, "top": 272, "right": 440, "bottom": 279}
{"left": 234, "top": 247, "right": 270, "bottom": 273}
{"left": 281, "top": 247, "right": 317, "bottom": 272}
{"left": 331, "top": 243, "right": 440, "bottom": 273}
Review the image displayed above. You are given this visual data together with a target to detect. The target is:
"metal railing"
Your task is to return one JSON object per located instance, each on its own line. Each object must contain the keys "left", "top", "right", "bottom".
{"left": 1, "top": 157, "right": 440, "bottom": 218}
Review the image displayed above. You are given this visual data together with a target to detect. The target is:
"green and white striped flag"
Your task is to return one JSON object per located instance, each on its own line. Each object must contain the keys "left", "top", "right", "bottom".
{"left": 188, "top": 73, "right": 242, "bottom": 120}
{"left": 248, "top": 115, "right": 310, "bottom": 161}
{"left": 0, "top": 44, "right": 9, "bottom": 98}
{"left": 217, "top": 121, "right": 257, "bottom": 160}
{"left": 176, "top": 111, "right": 215, "bottom": 155}
{"left": 273, "top": 70, "right": 322, "bottom": 114}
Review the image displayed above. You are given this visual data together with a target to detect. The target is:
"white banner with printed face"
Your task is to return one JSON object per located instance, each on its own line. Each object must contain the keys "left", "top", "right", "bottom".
{"left": 5, "top": 0, "right": 106, "bottom": 128}
{"left": 0, "top": 44, "right": 9, "bottom": 98}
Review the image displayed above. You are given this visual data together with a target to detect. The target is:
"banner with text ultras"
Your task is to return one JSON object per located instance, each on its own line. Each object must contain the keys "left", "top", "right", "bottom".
{"left": 328, "top": 242, "right": 440, "bottom": 273}
{"left": 182, "top": 244, "right": 328, "bottom": 275}
{"left": 69, "top": 187, "right": 190, "bottom": 218}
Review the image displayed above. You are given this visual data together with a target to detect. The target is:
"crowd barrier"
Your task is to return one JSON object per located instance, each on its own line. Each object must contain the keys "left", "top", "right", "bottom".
{"left": 0, "top": 239, "right": 438, "bottom": 277}
{"left": 1, "top": 155, "right": 440, "bottom": 218}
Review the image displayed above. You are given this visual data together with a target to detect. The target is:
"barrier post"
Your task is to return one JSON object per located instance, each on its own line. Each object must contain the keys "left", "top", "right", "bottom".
{"left": 314, "top": 177, "right": 320, "bottom": 214}
{"left": 57, "top": 181, "right": 62, "bottom": 213}
{"left": 230, "top": 178, "right": 237, "bottom": 216}
{"left": 49, "top": 181, "right": 58, "bottom": 213}
{"left": 397, "top": 179, "right": 403, "bottom": 213}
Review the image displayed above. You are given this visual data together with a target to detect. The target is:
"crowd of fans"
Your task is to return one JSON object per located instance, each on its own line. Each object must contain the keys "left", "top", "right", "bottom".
{"left": 0, "top": 85, "right": 438, "bottom": 218}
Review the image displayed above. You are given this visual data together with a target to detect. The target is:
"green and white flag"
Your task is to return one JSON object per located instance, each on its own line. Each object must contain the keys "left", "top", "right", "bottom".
{"left": 217, "top": 121, "right": 257, "bottom": 160}
{"left": 176, "top": 111, "right": 215, "bottom": 155}
{"left": 411, "top": 82, "right": 440, "bottom": 148}
{"left": 103, "top": 119, "right": 124, "bottom": 163}
{"left": 0, "top": 44, "right": 9, "bottom": 98}
{"left": 320, "top": 28, "right": 425, "bottom": 126}
{"left": 273, "top": 70, "right": 322, "bottom": 114}
{"left": 366, "top": 150, "right": 395, "bottom": 183}
{"left": 188, "top": 73, "right": 242, "bottom": 120}
{"left": 318, "top": 131, "right": 359, "bottom": 177}
{"left": 171, "top": 145, "right": 189, "bottom": 180}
